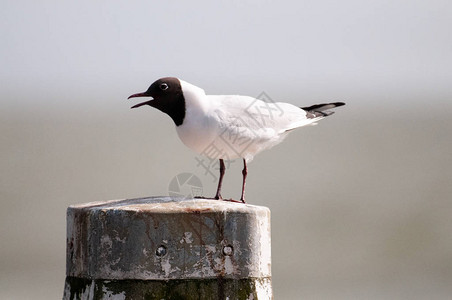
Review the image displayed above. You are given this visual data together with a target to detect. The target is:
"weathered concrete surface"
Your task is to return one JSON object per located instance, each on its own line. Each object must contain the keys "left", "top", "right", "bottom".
{"left": 63, "top": 277, "right": 272, "bottom": 300}
{"left": 64, "top": 196, "right": 272, "bottom": 299}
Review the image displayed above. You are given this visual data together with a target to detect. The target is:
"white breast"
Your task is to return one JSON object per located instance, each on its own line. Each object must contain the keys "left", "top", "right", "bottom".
{"left": 175, "top": 80, "right": 218, "bottom": 155}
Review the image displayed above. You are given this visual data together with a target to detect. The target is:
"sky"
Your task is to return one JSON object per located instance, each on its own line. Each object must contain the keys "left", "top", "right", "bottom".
{"left": 2, "top": 0, "right": 452, "bottom": 110}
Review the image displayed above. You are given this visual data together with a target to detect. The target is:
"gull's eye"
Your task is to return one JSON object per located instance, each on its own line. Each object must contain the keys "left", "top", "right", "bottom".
{"left": 159, "top": 83, "right": 169, "bottom": 91}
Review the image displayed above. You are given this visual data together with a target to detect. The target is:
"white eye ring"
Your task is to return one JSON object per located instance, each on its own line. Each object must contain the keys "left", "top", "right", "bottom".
{"left": 160, "top": 83, "right": 169, "bottom": 90}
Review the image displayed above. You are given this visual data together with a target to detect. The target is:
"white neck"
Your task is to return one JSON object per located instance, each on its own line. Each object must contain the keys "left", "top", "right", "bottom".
{"left": 179, "top": 79, "right": 209, "bottom": 113}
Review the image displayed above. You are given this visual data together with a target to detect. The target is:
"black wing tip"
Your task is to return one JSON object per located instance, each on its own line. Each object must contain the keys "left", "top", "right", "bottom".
{"left": 302, "top": 102, "right": 346, "bottom": 119}
{"left": 301, "top": 102, "right": 346, "bottom": 112}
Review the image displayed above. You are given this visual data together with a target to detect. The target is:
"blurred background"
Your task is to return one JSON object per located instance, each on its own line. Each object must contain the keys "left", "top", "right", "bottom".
{"left": 1, "top": 0, "right": 452, "bottom": 299}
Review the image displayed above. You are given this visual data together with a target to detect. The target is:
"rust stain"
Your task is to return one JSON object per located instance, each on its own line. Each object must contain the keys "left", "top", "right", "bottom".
{"left": 183, "top": 207, "right": 212, "bottom": 214}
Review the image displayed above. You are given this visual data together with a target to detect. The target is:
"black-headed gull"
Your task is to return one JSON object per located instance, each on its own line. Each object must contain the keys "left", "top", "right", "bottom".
{"left": 129, "top": 77, "right": 345, "bottom": 203}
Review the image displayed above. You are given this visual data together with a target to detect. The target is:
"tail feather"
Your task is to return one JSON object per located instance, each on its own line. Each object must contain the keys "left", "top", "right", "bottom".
{"left": 301, "top": 102, "right": 345, "bottom": 118}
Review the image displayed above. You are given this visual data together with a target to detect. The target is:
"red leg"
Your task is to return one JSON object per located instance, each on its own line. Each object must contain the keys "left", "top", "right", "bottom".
{"left": 214, "top": 159, "right": 225, "bottom": 200}
{"left": 240, "top": 159, "right": 247, "bottom": 203}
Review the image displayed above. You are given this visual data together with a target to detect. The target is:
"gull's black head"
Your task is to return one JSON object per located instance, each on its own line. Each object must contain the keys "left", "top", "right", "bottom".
{"left": 128, "top": 77, "right": 186, "bottom": 126}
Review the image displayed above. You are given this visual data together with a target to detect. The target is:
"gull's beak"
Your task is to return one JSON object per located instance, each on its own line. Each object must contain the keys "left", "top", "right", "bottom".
{"left": 128, "top": 92, "right": 153, "bottom": 109}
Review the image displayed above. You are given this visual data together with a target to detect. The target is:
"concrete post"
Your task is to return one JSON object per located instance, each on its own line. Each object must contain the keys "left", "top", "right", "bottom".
{"left": 63, "top": 197, "right": 272, "bottom": 299}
